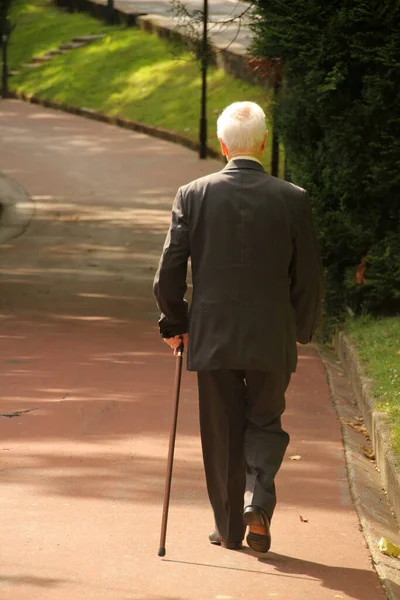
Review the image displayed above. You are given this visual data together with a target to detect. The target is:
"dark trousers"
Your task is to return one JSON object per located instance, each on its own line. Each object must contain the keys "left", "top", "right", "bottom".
{"left": 197, "top": 369, "right": 291, "bottom": 542}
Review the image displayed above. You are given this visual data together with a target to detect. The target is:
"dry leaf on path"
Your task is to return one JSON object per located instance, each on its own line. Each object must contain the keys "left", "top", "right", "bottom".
{"left": 378, "top": 537, "right": 400, "bottom": 558}
{"left": 362, "top": 446, "right": 375, "bottom": 460}
{"left": 289, "top": 455, "right": 302, "bottom": 461}
{"left": 299, "top": 515, "right": 309, "bottom": 523}
{"left": 341, "top": 420, "right": 370, "bottom": 438}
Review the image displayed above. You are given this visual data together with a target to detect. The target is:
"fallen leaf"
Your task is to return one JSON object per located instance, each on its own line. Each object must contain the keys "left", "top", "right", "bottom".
{"left": 362, "top": 446, "right": 375, "bottom": 460}
{"left": 378, "top": 537, "right": 400, "bottom": 558}
{"left": 396, "top": 350, "right": 400, "bottom": 355}
{"left": 341, "top": 420, "right": 370, "bottom": 438}
{"left": 289, "top": 455, "right": 302, "bottom": 461}
{"left": 0, "top": 409, "right": 37, "bottom": 419}
{"left": 334, "top": 596, "right": 344, "bottom": 599}
{"left": 355, "top": 260, "right": 366, "bottom": 285}
{"left": 299, "top": 515, "right": 309, "bottom": 523}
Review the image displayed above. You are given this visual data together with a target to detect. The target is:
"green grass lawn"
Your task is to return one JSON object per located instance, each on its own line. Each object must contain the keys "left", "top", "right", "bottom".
{"left": 346, "top": 316, "right": 400, "bottom": 456}
{"left": 9, "top": 0, "right": 274, "bottom": 167}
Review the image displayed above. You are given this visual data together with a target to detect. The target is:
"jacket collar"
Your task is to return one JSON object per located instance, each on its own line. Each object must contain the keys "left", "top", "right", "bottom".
{"left": 222, "top": 158, "right": 266, "bottom": 173}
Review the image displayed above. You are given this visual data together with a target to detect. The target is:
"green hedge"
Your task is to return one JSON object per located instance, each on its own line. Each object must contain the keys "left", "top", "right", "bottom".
{"left": 253, "top": 0, "right": 400, "bottom": 318}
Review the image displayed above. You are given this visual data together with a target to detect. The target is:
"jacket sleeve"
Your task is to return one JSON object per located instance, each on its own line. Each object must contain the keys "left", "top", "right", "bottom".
{"left": 153, "top": 188, "right": 190, "bottom": 338}
{"left": 289, "top": 191, "right": 324, "bottom": 344}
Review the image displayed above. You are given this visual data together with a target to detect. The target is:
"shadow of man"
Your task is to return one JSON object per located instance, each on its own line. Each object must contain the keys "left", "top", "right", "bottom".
{"left": 257, "top": 551, "right": 386, "bottom": 600}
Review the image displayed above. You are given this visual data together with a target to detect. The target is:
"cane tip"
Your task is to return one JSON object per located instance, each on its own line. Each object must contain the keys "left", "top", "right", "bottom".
{"left": 158, "top": 547, "right": 166, "bottom": 557}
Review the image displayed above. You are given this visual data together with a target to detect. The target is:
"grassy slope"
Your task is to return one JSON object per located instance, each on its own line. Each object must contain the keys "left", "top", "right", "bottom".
{"left": 9, "top": 0, "right": 273, "bottom": 166}
{"left": 346, "top": 316, "right": 400, "bottom": 455}
{"left": 9, "top": 1, "right": 106, "bottom": 67}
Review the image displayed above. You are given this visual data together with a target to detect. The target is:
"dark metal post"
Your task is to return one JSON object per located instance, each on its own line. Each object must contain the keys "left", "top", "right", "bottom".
{"left": 284, "top": 156, "right": 290, "bottom": 181}
{"left": 199, "top": 0, "right": 208, "bottom": 159}
{"left": 1, "top": 34, "right": 8, "bottom": 99}
{"left": 106, "top": 0, "right": 114, "bottom": 25}
{"left": 270, "top": 77, "right": 281, "bottom": 177}
{"left": 1, "top": 1, "right": 9, "bottom": 100}
{"left": 271, "top": 130, "right": 279, "bottom": 177}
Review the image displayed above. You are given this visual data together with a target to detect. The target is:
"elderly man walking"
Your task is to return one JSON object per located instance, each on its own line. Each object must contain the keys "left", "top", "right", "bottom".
{"left": 154, "top": 101, "right": 323, "bottom": 553}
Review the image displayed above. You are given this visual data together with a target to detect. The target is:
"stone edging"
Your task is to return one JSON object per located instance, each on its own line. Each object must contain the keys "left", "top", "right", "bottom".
{"left": 10, "top": 91, "right": 223, "bottom": 162}
{"left": 317, "top": 343, "right": 400, "bottom": 600}
{"left": 335, "top": 331, "right": 400, "bottom": 526}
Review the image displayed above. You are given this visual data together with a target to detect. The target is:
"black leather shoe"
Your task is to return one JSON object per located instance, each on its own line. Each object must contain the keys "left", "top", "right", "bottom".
{"left": 209, "top": 530, "right": 243, "bottom": 550}
{"left": 243, "top": 506, "right": 271, "bottom": 553}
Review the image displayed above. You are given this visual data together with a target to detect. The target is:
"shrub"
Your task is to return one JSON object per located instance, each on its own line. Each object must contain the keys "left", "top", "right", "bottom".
{"left": 252, "top": 0, "right": 400, "bottom": 316}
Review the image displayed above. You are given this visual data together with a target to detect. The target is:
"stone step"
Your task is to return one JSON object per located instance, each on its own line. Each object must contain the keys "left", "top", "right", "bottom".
{"left": 9, "top": 70, "right": 20, "bottom": 76}
{"left": 58, "top": 41, "right": 87, "bottom": 50}
{"left": 22, "top": 63, "right": 42, "bottom": 68}
{"left": 31, "top": 55, "right": 53, "bottom": 63}
{"left": 72, "top": 34, "right": 106, "bottom": 42}
{"left": 46, "top": 49, "right": 66, "bottom": 56}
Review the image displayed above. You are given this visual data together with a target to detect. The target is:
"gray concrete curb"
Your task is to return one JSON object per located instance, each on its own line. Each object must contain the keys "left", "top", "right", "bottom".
{"left": 9, "top": 91, "right": 224, "bottom": 162}
{"left": 335, "top": 331, "right": 400, "bottom": 526}
{"left": 0, "top": 173, "right": 34, "bottom": 244}
{"left": 317, "top": 343, "right": 400, "bottom": 600}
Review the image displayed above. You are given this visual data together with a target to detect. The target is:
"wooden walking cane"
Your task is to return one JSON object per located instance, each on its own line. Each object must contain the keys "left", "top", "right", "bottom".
{"left": 158, "top": 341, "right": 184, "bottom": 557}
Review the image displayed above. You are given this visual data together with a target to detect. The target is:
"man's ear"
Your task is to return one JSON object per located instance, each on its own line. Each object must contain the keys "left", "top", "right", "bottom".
{"left": 219, "top": 138, "right": 229, "bottom": 157}
{"left": 261, "top": 131, "right": 268, "bottom": 151}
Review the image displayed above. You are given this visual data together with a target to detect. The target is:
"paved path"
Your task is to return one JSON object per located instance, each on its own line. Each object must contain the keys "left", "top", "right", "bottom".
{"left": 0, "top": 100, "right": 386, "bottom": 600}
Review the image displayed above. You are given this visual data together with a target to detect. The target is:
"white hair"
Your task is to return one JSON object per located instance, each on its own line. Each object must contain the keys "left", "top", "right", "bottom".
{"left": 217, "top": 101, "right": 266, "bottom": 153}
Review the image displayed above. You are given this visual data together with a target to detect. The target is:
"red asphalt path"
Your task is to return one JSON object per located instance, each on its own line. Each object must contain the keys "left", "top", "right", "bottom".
{"left": 0, "top": 100, "right": 385, "bottom": 600}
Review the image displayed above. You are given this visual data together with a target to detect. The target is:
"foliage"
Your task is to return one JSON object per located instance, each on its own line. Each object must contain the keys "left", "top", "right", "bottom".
{"left": 9, "top": 0, "right": 27, "bottom": 22}
{"left": 1, "top": 0, "right": 28, "bottom": 96}
{"left": 8, "top": 0, "right": 105, "bottom": 67}
{"left": 252, "top": 0, "right": 400, "bottom": 316}
{"left": 346, "top": 316, "right": 400, "bottom": 456}
{"left": 9, "top": 0, "right": 273, "bottom": 165}
{"left": 1, "top": 0, "right": 27, "bottom": 37}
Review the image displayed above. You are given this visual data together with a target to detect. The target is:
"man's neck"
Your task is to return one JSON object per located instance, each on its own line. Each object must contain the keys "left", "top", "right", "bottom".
{"left": 228, "top": 151, "right": 263, "bottom": 162}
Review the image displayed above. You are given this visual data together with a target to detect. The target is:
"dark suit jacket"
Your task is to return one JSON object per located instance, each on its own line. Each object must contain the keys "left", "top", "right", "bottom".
{"left": 153, "top": 159, "right": 323, "bottom": 372}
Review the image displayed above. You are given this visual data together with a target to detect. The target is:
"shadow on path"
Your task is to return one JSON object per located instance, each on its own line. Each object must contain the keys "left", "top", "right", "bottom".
{"left": 0, "top": 574, "right": 67, "bottom": 588}
{"left": 164, "top": 551, "right": 384, "bottom": 600}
